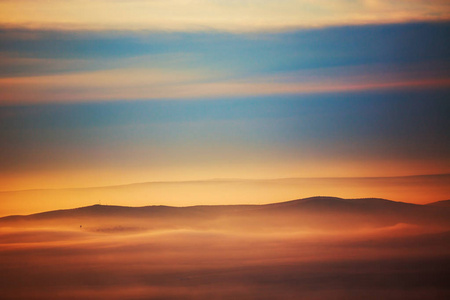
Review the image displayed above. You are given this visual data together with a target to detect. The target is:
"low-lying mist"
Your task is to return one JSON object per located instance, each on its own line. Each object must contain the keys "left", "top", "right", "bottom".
{"left": 1, "top": 197, "right": 449, "bottom": 299}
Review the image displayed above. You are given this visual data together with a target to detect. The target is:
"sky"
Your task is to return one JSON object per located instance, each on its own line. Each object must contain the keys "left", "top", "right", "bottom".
{"left": 0, "top": 1, "right": 449, "bottom": 205}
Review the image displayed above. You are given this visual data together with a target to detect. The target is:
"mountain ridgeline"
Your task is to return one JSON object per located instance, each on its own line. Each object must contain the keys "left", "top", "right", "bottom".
{"left": 1, "top": 197, "right": 449, "bottom": 232}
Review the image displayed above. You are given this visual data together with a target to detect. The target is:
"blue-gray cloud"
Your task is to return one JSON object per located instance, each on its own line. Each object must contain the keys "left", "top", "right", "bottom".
{"left": 0, "top": 23, "right": 449, "bottom": 78}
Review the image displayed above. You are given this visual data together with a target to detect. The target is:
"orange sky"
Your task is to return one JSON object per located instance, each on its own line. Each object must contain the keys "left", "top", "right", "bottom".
{"left": 0, "top": 1, "right": 449, "bottom": 213}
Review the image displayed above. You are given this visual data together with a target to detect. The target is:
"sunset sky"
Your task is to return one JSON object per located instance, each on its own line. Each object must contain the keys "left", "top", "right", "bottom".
{"left": 0, "top": 1, "right": 449, "bottom": 206}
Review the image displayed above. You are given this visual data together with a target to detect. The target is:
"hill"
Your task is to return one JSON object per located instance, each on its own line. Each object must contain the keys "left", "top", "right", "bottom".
{"left": 1, "top": 197, "right": 449, "bottom": 232}
{"left": 427, "top": 199, "right": 450, "bottom": 207}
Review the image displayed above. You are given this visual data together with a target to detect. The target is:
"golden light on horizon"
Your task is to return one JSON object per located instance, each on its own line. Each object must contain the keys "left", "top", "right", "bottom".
{"left": 1, "top": 1, "right": 450, "bottom": 300}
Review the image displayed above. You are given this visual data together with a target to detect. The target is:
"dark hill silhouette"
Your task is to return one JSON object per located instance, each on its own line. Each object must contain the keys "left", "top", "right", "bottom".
{"left": 427, "top": 199, "right": 450, "bottom": 207}
{"left": 1, "top": 197, "right": 449, "bottom": 232}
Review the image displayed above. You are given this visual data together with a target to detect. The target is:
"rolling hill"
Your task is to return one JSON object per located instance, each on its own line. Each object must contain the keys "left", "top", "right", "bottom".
{"left": 1, "top": 197, "right": 449, "bottom": 232}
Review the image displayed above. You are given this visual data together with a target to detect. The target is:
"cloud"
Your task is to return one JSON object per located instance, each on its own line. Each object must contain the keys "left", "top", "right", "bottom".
{"left": 0, "top": 67, "right": 208, "bottom": 103}
{"left": 0, "top": 0, "right": 448, "bottom": 32}
{"left": 0, "top": 62, "right": 447, "bottom": 104}
{"left": 1, "top": 223, "right": 449, "bottom": 300}
{"left": 0, "top": 22, "right": 448, "bottom": 104}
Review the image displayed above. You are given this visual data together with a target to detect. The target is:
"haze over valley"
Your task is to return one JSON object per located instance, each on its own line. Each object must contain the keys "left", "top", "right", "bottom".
{"left": 1, "top": 0, "right": 449, "bottom": 299}
{"left": 1, "top": 196, "right": 449, "bottom": 299}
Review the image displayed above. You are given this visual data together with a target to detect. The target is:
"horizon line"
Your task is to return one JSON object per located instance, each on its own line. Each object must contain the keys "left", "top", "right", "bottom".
{"left": 2, "top": 196, "right": 448, "bottom": 219}
{"left": 2, "top": 173, "right": 449, "bottom": 194}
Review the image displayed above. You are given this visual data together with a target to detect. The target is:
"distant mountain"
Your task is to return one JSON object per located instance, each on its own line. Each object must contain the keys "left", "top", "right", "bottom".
{"left": 2, "top": 173, "right": 449, "bottom": 217}
{"left": 1, "top": 197, "right": 449, "bottom": 232}
{"left": 427, "top": 200, "right": 450, "bottom": 207}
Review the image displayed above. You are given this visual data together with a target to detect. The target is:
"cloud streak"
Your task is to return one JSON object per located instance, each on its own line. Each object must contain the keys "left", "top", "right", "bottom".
{"left": 0, "top": 22, "right": 448, "bottom": 104}
{"left": 0, "top": 63, "right": 447, "bottom": 104}
{"left": 0, "top": 0, "right": 449, "bottom": 32}
{"left": 0, "top": 10, "right": 448, "bottom": 192}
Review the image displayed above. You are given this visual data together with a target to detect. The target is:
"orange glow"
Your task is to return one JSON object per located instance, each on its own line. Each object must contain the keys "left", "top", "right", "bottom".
{"left": 1, "top": 172, "right": 449, "bottom": 217}
{"left": 1, "top": 1, "right": 449, "bottom": 298}
{"left": 0, "top": 0, "right": 449, "bottom": 32}
{"left": 1, "top": 198, "right": 449, "bottom": 299}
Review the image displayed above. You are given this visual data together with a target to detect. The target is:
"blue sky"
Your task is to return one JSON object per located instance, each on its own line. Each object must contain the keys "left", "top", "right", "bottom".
{"left": 0, "top": 1, "right": 449, "bottom": 191}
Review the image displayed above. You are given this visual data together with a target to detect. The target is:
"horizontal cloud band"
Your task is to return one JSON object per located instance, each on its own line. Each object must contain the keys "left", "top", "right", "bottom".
{"left": 0, "top": 0, "right": 449, "bottom": 32}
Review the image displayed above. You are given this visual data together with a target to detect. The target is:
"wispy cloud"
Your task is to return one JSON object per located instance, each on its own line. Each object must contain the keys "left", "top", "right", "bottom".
{"left": 1, "top": 22, "right": 448, "bottom": 104}
{"left": 0, "top": 5, "right": 448, "bottom": 192}
{"left": 0, "top": 63, "right": 447, "bottom": 104}
{"left": 0, "top": 0, "right": 449, "bottom": 32}
{"left": 0, "top": 67, "right": 210, "bottom": 103}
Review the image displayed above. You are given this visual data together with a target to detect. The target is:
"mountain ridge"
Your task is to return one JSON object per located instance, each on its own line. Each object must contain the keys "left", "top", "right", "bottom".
{"left": 0, "top": 196, "right": 421, "bottom": 219}
{"left": 1, "top": 197, "right": 449, "bottom": 232}
{"left": 427, "top": 199, "right": 450, "bottom": 207}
